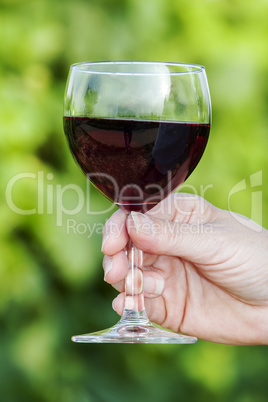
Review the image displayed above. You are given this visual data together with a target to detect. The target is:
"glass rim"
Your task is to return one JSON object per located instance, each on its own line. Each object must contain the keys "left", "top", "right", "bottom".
{"left": 69, "top": 61, "right": 206, "bottom": 76}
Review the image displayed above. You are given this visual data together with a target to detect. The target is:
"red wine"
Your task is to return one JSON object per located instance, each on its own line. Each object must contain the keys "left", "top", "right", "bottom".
{"left": 63, "top": 117, "right": 210, "bottom": 213}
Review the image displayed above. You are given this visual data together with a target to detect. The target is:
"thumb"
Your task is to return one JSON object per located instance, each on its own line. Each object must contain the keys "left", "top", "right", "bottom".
{"left": 127, "top": 211, "right": 214, "bottom": 263}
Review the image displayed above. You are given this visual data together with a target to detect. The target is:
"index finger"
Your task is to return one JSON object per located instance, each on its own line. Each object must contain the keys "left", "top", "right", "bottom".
{"left": 102, "top": 209, "right": 128, "bottom": 256}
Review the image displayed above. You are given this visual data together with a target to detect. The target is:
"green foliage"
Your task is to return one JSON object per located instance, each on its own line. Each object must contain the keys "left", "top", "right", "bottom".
{"left": 1, "top": 0, "right": 268, "bottom": 401}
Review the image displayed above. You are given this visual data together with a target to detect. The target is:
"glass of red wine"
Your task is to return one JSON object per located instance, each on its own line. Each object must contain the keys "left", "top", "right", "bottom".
{"left": 63, "top": 61, "right": 211, "bottom": 343}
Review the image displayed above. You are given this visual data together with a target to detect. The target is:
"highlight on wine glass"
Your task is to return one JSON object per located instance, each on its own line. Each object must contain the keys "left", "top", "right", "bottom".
{"left": 63, "top": 61, "right": 211, "bottom": 343}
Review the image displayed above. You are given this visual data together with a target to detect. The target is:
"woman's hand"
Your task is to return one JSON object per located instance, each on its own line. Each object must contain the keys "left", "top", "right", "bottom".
{"left": 102, "top": 194, "right": 268, "bottom": 345}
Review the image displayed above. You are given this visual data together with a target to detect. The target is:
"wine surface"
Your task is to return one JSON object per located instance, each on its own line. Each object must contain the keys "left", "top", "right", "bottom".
{"left": 63, "top": 117, "right": 210, "bottom": 213}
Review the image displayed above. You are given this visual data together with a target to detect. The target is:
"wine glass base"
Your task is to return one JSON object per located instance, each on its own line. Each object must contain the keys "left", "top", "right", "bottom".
{"left": 72, "top": 323, "right": 197, "bottom": 344}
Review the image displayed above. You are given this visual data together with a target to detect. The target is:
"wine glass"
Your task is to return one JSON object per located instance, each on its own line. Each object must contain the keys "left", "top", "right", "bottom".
{"left": 63, "top": 61, "right": 211, "bottom": 343}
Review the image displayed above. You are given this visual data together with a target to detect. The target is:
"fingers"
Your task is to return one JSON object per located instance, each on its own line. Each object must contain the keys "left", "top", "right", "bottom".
{"left": 126, "top": 209, "right": 216, "bottom": 264}
{"left": 101, "top": 194, "right": 216, "bottom": 256}
{"left": 102, "top": 194, "right": 220, "bottom": 287}
{"left": 103, "top": 250, "right": 129, "bottom": 284}
{"left": 112, "top": 292, "right": 167, "bottom": 326}
{"left": 108, "top": 267, "right": 165, "bottom": 298}
{"left": 143, "top": 273, "right": 165, "bottom": 297}
{"left": 101, "top": 194, "right": 219, "bottom": 261}
{"left": 102, "top": 209, "right": 128, "bottom": 256}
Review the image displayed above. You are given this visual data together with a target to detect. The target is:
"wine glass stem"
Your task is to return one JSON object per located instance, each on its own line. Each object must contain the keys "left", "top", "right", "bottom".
{"left": 119, "top": 240, "right": 151, "bottom": 326}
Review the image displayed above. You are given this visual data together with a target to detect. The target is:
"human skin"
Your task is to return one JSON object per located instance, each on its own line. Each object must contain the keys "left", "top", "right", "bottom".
{"left": 101, "top": 194, "right": 268, "bottom": 345}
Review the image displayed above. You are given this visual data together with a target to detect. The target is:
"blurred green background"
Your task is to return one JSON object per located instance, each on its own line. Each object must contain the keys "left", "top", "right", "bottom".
{"left": 1, "top": 0, "right": 268, "bottom": 401}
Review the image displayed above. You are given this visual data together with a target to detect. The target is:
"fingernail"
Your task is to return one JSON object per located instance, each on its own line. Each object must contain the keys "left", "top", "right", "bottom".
{"left": 104, "top": 257, "right": 113, "bottom": 281}
{"left": 130, "top": 212, "right": 154, "bottom": 234}
{"left": 125, "top": 296, "right": 136, "bottom": 310}
{"left": 125, "top": 268, "right": 143, "bottom": 295}
{"left": 144, "top": 276, "right": 164, "bottom": 296}
{"left": 101, "top": 232, "right": 109, "bottom": 252}
{"left": 131, "top": 211, "right": 141, "bottom": 232}
{"left": 112, "top": 295, "right": 119, "bottom": 311}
